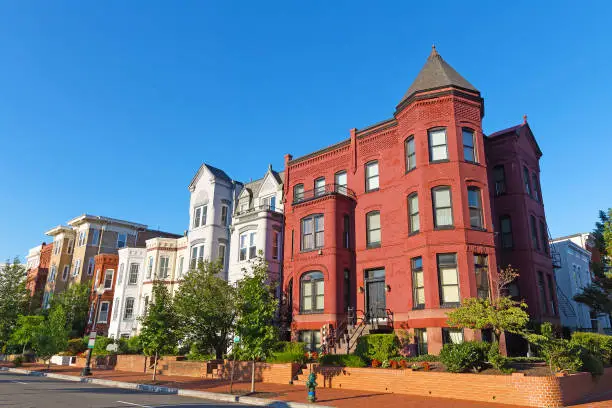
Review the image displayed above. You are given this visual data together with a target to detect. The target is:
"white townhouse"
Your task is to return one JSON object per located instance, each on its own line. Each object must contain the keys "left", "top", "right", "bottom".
{"left": 228, "top": 165, "right": 284, "bottom": 285}
{"left": 187, "top": 163, "right": 242, "bottom": 279}
{"left": 550, "top": 235, "right": 611, "bottom": 332}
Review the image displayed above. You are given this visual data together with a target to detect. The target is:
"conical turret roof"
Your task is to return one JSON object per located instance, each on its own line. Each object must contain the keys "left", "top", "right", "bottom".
{"left": 399, "top": 46, "right": 478, "bottom": 104}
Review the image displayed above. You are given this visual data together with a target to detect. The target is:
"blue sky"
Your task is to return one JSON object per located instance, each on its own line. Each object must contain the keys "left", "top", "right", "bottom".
{"left": 1, "top": 1, "right": 610, "bottom": 261}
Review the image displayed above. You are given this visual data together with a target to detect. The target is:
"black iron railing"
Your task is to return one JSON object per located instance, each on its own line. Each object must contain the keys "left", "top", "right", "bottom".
{"left": 235, "top": 204, "right": 283, "bottom": 217}
{"left": 293, "top": 183, "right": 356, "bottom": 205}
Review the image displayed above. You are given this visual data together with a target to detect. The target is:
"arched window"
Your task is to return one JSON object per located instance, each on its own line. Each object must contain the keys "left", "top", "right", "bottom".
{"left": 467, "top": 187, "right": 483, "bottom": 229}
{"left": 300, "top": 271, "right": 324, "bottom": 313}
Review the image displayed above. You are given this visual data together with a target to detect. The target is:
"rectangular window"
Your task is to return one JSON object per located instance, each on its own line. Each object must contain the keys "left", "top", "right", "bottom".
{"left": 468, "top": 187, "right": 483, "bottom": 229}
{"left": 365, "top": 161, "right": 379, "bottom": 192}
{"left": 239, "top": 234, "right": 247, "bottom": 261}
{"left": 73, "top": 259, "right": 81, "bottom": 277}
{"left": 193, "top": 206, "right": 202, "bottom": 228}
{"left": 408, "top": 193, "right": 419, "bottom": 234}
{"left": 147, "top": 256, "right": 154, "bottom": 279}
{"left": 98, "top": 302, "right": 110, "bottom": 323}
{"left": 530, "top": 215, "right": 540, "bottom": 250}
{"left": 248, "top": 232, "right": 257, "bottom": 259}
{"left": 415, "top": 328, "right": 428, "bottom": 355}
{"left": 294, "top": 184, "right": 304, "bottom": 203}
{"left": 272, "top": 231, "right": 280, "bottom": 260}
{"left": 429, "top": 128, "right": 448, "bottom": 162}
{"left": 462, "top": 129, "right": 476, "bottom": 162}
{"left": 49, "top": 265, "right": 57, "bottom": 282}
{"left": 547, "top": 274, "right": 557, "bottom": 315}
{"left": 335, "top": 171, "right": 347, "bottom": 194}
{"left": 523, "top": 166, "right": 532, "bottom": 197}
{"left": 202, "top": 205, "right": 208, "bottom": 226}
{"left": 442, "top": 328, "right": 464, "bottom": 345}
{"left": 91, "top": 229, "right": 100, "bottom": 246}
{"left": 474, "top": 254, "right": 489, "bottom": 299}
{"left": 54, "top": 240, "right": 61, "bottom": 255}
{"left": 123, "top": 298, "right": 135, "bottom": 320}
{"left": 177, "top": 257, "right": 184, "bottom": 278}
{"left": 432, "top": 187, "right": 453, "bottom": 228}
{"left": 158, "top": 256, "right": 169, "bottom": 278}
{"left": 405, "top": 137, "right": 416, "bottom": 171}
{"left": 438, "top": 253, "right": 459, "bottom": 306}
{"left": 314, "top": 177, "right": 326, "bottom": 197}
{"left": 500, "top": 216, "right": 513, "bottom": 248}
{"left": 62, "top": 265, "right": 69, "bottom": 281}
{"left": 218, "top": 244, "right": 226, "bottom": 266}
{"left": 66, "top": 239, "right": 74, "bottom": 255}
{"left": 117, "top": 233, "right": 127, "bottom": 249}
{"left": 343, "top": 215, "right": 350, "bottom": 249}
{"left": 532, "top": 173, "right": 540, "bottom": 202}
{"left": 539, "top": 221, "right": 549, "bottom": 254}
{"left": 117, "top": 264, "right": 124, "bottom": 285}
{"left": 301, "top": 214, "right": 324, "bottom": 251}
{"left": 86, "top": 257, "right": 96, "bottom": 276}
{"left": 78, "top": 231, "right": 86, "bottom": 247}
{"left": 221, "top": 205, "right": 229, "bottom": 225}
{"left": 128, "top": 263, "right": 139, "bottom": 285}
{"left": 301, "top": 273, "right": 324, "bottom": 314}
{"left": 538, "top": 272, "right": 548, "bottom": 314}
{"left": 298, "top": 330, "right": 322, "bottom": 352}
{"left": 366, "top": 211, "right": 381, "bottom": 248}
{"left": 412, "top": 257, "right": 425, "bottom": 308}
{"left": 493, "top": 165, "right": 506, "bottom": 196}
{"left": 103, "top": 269, "right": 114, "bottom": 289}
{"left": 343, "top": 269, "right": 350, "bottom": 311}
{"left": 112, "top": 297, "right": 120, "bottom": 320}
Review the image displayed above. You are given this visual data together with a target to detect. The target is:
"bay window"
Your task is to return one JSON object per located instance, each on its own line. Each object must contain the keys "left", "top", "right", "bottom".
{"left": 438, "top": 253, "right": 459, "bottom": 306}
{"left": 468, "top": 187, "right": 483, "bottom": 229}
{"left": 428, "top": 128, "right": 448, "bottom": 162}
{"left": 432, "top": 186, "right": 453, "bottom": 228}
{"left": 301, "top": 214, "right": 324, "bottom": 251}
{"left": 300, "top": 271, "right": 324, "bottom": 313}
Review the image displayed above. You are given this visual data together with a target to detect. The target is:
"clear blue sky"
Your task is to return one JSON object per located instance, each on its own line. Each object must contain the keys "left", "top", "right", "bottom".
{"left": 1, "top": 1, "right": 610, "bottom": 261}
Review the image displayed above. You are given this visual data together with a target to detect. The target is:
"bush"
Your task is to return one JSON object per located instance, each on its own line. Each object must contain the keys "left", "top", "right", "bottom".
{"left": 439, "top": 341, "right": 489, "bottom": 373}
{"left": 542, "top": 339, "right": 583, "bottom": 374}
{"left": 117, "top": 336, "right": 143, "bottom": 355}
{"left": 355, "top": 334, "right": 400, "bottom": 363}
{"left": 267, "top": 351, "right": 306, "bottom": 364}
{"left": 507, "top": 356, "right": 545, "bottom": 363}
{"left": 581, "top": 352, "right": 604, "bottom": 376}
{"left": 66, "top": 338, "right": 87, "bottom": 355}
{"left": 12, "top": 356, "right": 24, "bottom": 367}
{"left": 319, "top": 354, "right": 366, "bottom": 367}
{"left": 92, "top": 336, "right": 114, "bottom": 356}
{"left": 571, "top": 332, "right": 612, "bottom": 364}
{"left": 390, "top": 354, "right": 440, "bottom": 363}
{"left": 487, "top": 342, "right": 509, "bottom": 371}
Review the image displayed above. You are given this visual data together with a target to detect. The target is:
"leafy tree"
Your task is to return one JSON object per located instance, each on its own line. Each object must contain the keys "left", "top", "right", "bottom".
{"left": 49, "top": 283, "right": 91, "bottom": 337}
{"left": 574, "top": 209, "right": 612, "bottom": 316}
{"left": 33, "top": 305, "right": 69, "bottom": 370}
{"left": 139, "top": 281, "right": 178, "bottom": 381}
{"left": 0, "top": 258, "right": 29, "bottom": 351}
{"left": 173, "top": 260, "right": 236, "bottom": 359}
{"left": 10, "top": 315, "right": 44, "bottom": 354}
{"left": 234, "top": 255, "right": 278, "bottom": 393}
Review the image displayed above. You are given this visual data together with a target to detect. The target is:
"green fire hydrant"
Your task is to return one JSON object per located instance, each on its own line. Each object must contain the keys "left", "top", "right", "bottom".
{"left": 306, "top": 371, "right": 318, "bottom": 402}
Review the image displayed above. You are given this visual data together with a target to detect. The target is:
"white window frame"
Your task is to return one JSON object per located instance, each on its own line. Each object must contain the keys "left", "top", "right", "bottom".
{"left": 117, "top": 263, "right": 124, "bottom": 285}
{"left": 128, "top": 263, "right": 139, "bottom": 285}
{"left": 117, "top": 233, "right": 127, "bottom": 249}
{"left": 239, "top": 234, "right": 248, "bottom": 261}
{"left": 103, "top": 269, "right": 114, "bottom": 289}
{"left": 190, "top": 244, "right": 204, "bottom": 268}
{"left": 429, "top": 128, "right": 448, "bottom": 162}
{"left": 78, "top": 231, "right": 86, "bottom": 247}
{"left": 62, "top": 265, "right": 70, "bottom": 281}
{"left": 146, "top": 256, "right": 154, "bottom": 279}
{"left": 87, "top": 257, "right": 95, "bottom": 276}
{"left": 66, "top": 239, "right": 74, "bottom": 255}
{"left": 123, "top": 297, "right": 135, "bottom": 320}
{"left": 158, "top": 256, "right": 170, "bottom": 279}
{"left": 249, "top": 232, "right": 257, "bottom": 259}
{"left": 365, "top": 161, "right": 379, "bottom": 192}
{"left": 49, "top": 265, "right": 57, "bottom": 282}
{"left": 221, "top": 205, "right": 229, "bottom": 225}
{"left": 218, "top": 244, "right": 226, "bottom": 266}
{"left": 272, "top": 231, "right": 281, "bottom": 260}
{"left": 91, "top": 229, "right": 100, "bottom": 246}
{"left": 112, "top": 297, "right": 120, "bottom": 320}
{"left": 193, "top": 205, "right": 207, "bottom": 228}
{"left": 98, "top": 301, "right": 110, "bottom": 323}
{"left": 73, "top": 259, "right": 81, "bottom": 277}
{"left": 54, "top": 240, "right": 62, "bottom": 255}
{"left": 177, "top": 256, "right": 184, "bottom": 278}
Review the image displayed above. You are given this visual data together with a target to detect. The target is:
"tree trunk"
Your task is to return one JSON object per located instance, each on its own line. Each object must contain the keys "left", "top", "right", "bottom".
{"left": 250, "top": 360, "right": 255, "bottom": 393}
{"left": 47, "top": 359, "right": 51, "bottom": 371}
{"left": 22, "top": 343, "right": 26, "bottom": 355}
{"left": 152, "top": 351, "right": 158, "bottom": 382}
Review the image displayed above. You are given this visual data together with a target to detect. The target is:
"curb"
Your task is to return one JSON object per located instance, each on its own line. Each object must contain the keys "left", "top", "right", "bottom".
{"left": 0, "top": 367, "right": 327, "bottom": 408}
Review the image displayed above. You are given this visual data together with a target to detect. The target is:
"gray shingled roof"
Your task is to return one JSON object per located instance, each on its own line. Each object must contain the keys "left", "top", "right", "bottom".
{"left": 203, "top": 164, "right": 232, "bottom": 182}
{"left": 400, "top": 46, "right": 478, "bottom": 104}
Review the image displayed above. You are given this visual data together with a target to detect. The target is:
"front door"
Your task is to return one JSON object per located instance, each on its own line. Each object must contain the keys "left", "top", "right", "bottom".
{"left": 365, "top": 268, "right": 386, "bottom": 320}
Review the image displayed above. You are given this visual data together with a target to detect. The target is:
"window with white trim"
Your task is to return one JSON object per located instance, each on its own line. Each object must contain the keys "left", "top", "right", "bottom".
{"left": 294, "top": 184, "right": 304, "bottom": 203}
{"left": 103, "top": 269, "right": 114, "bottom": 289}
{"left": 239, "top": 234, "right": 248, "bottom": 261}
{"left": 301, "top": 214, "right": 324, "bottom": 251}
{"left": 190, "top": 245, "right": 204, "bottom": 268}
{"left": 128, "top": 263, "right": 139, "bottom": 285}
{"left": 300, "top": 271, "right": 324, "bottom": 314}
{"left": 314, "top": 177, "right": 325, "bottom": 197}
{"left": 73, "top": 259, "right": 81, "bottom": 277}
{"left": 462, "top": 128, "right": 477, "bottom": 163}
{"left": 49, "top": 265, "right": 57, "bottom": 282}
{"left": 91, "top": 229, "right": 100, "bottom": 246}
{"left": 62, "top": 265, "right": 69, "bottom": 281}
{"left": 249, "top": 232, "right": 257, "bottom": 259}
{"left": 408, "top": 193, "right": 419, "bottom": 234}
{"left": 54, "top": 240, "right": 61, "bottom": 255}
{"left": 87, "top": 257, "right": 94, "bottom": 276}
{"left": 405, "top": 137, "right": 416, "bottom": 171}
{"left": 218, "top": 244, "right": 226, "bottom": 266}
{"left": 468, "top": 187, "right": 483, "bottom": 229}
{"left": 366, "top": 211, "right": 381, "bottom": 248}
{"left": 113, "top": 297, "right": 120, "bottom": 320}
{"left": 117, "top": 264, "right": 124, "bottom": 285}
{"left": 146, "top": 256, "right": 153, "bottom": 279}
{"left": 335, "top": 171, "right": 347, "bottom": 194}
{"left": 412, "top": 257, "right": 425, "bottom": 308}
{"left": 66, "top": 239, "right": 74, "bottom": 255}
{"left": 158, "top": 256, "right": 169, "bottom": 278}
{"left": 98, "top": 302, "right": 110, "bottom": 323}
{"left": 221, "top": 205, "right": 229, "bottom": 225}
{"left": 438, "top": 253, "right": 459, "bottom": 306}
{"left": 432, "top": 186, "right": 453, "bottom": 228}
{"left": 429, "top": 128, "right": 448, "bottom": 162}
{"left": 117, "top": 233, "right": 127, "bottom": 249}
{"left": 272, "top": 231, "right": 280, "bottom": 260}
{"left": 365, "top": 161, "right": 379, "bottom": 192}
{"left": 123, "top": 297, "right": 135, "bottom": 320}
{"left": 193, "top": 205, "right": 207, "bottom": 228}
{"left": 177, "top": 256, "right": 184, "bottom": 278}
{"left": 78, "top": 231, "right": 86, "bottom": 247}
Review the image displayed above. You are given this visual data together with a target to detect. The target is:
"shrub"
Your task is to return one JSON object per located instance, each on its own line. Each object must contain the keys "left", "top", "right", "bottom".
{"left": 268, "top": 351, "right": 306, "bottom": 364}
{"left": 318, "top": 354, "right": 366, "bottom": 367}
{"left": 355, "top": 334, "right": 400, "bottom": 363}
{"left": 507, "top": 356, "right": 545, "bottom": 363}
{"left": 581, "top": 352, "right": 604, "bottom": 376}
{"left": 487, "top": 342, "right": 509, "bottom": 371}
{"left": 12, "top": 356, "right": 24, "bottom": 367}
{"left": 390, "top": 354, "right": 440, "bottom": 363}
{"left": 92, "top": 336, "right": 114, "bottom": 356}
{"left": 66, "top": 338, "right": 87, "bottom": 355}
{"left": 571, "top": 332, "right": 612, "bottom": 364}
{"left": 542, "top": 339, "right": 583, "bottom": 374}
{"left": 439, "top": 341, "right": 488, "bottom": 373}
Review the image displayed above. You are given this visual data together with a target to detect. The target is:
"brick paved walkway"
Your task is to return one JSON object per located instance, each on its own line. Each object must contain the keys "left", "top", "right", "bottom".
{"left": 6, "top": 363, "right": 611, "bottom": 407}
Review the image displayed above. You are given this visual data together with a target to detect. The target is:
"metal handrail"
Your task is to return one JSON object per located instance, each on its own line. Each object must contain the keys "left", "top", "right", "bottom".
{"left": 293, "top": 183, "right": 356, "bottom": 205}
{"left": 235, "top": 204, "right": 283, "bottom": 217}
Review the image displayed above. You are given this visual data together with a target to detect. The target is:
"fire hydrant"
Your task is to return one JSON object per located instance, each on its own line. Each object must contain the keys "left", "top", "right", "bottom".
{"left": 305, "top": 371, "right": 318, "bottom": 402}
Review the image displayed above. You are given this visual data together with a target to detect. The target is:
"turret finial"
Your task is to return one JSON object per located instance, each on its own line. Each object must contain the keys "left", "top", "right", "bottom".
{"left": 523, "top": 114, "right": 528, "bottom": 124}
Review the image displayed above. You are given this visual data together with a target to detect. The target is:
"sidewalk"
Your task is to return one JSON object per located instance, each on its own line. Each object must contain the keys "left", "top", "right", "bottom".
{"left": 4, "top": 363, "right": 610, "bottom": 407}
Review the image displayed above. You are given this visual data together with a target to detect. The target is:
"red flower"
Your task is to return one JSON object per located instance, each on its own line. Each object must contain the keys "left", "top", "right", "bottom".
{"left": 371, "top": 359, "right": 381, "bottom": 368}
{"left": 390, "top": 360, "right": 399, "bottom": 369}
{"left": 399, "top": 359, "right": 408, "bottom": 369}
{"left": 422, "top": 362, "right": 430, "bottom": 371}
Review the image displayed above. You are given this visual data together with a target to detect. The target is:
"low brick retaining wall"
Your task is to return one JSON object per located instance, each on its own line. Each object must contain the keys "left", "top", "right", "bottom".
{"left": 115, "top": 355, "right": 147, "bottom": 372}
{"left": 218, "top": 362, "right": 300, "bottom": 384}
{"left": 313, "top": 366, "right": 612, "bottom": 407}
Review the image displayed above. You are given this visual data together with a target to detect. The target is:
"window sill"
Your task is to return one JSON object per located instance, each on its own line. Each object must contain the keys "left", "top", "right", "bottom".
{"left": 464, "top": 160, "right": 480, "bottom": 165}
{"left": 300, "top": 248, "right": 324, "bottom": 254}
{"left": 408, "top": 231, "right": 420, "bottom": 236}
{"left": 441, "top": 302, "right": 460, "bottom": 309}
{"left": 434, "top": 226, "right": 455, "bottom": 231}
{"left": 366, "top": 243, "right": 381, "bottom": 249}
{"left": 300, "top": 310, "right": 324, "bottom": 315}
{"left": 365, "top": 188, "right": 380, "bottom": 194}
{"left": 412, "top": 305, "right": 425, "bottom": 310}
{"left": 470, "top": 227, "right": 487, "bottom": 232}
{"left": 430, "top": 159, "right": 450, "bottom": 164}
{"left": 405, "top": 167, "right": 416, "bottom": 174}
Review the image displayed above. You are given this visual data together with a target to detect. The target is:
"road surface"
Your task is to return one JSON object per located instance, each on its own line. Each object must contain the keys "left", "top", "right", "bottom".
{"left": 0, "top": 371, "right": 249, "bottom": 408}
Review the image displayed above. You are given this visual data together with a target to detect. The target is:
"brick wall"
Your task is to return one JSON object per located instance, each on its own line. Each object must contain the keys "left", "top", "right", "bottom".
{"left": 312, "top": 366, "right": 612, "bottom": 407}
{"left": 161, "top": 360, "right": 208, "bottom": 378}
{"left": 218, "top": 362, "right": 300, "bottom": 384}
{"left": 114, "top": 355, "right": 147, "bottom": 373}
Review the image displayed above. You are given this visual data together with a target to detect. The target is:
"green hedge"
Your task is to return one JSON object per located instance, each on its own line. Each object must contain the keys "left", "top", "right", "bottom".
{"left": 355, "top": 334, "right": 400, "bottom": 362}
{"left": 267, "top": 341, "right": 308, "bottom": 364}
{"left": 439, "top": 341, "right": 489, "bottom": 373}
{"left": 389, "top": 354, "right": 440, "bottom": 362}
{"left": 66, "top": 338, "right": 87, "bottom": 355}
{"left": 571, "top": 332, "right": 612, "bottom": 364}
{"left": 319, "top": 354, "right": 366, "bottom": 367}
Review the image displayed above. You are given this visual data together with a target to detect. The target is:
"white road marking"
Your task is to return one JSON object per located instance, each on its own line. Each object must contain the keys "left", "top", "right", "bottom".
{"left": 11, "top": 380, "right": 27, "bottom": 384}
{"left": 116, "top": 401, "right": 152, "bottom": 408}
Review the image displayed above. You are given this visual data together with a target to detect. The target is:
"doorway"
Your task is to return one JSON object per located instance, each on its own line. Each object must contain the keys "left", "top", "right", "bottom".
{"left": 365, "top": 268, "right": 386, "bottom": 321}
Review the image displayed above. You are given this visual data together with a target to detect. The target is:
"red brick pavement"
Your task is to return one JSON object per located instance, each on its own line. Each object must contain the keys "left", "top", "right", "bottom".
{"left": 4, "top": 363, "right": 611, "bottom": 408}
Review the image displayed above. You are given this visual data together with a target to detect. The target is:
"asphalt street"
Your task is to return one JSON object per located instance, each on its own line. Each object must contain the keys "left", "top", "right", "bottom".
{"left": 0, "top": 371, "right": 249, "bottom": 408}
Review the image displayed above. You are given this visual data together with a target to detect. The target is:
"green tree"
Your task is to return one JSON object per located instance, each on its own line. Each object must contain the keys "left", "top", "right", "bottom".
{"left": 49, "top": 283, "right": 91, "bottom": 337}
{"left": 33, "top": 305, "right": 69, "bottom": 370}
{"left": 139, "top": 281, "right": 178, "bottom": 381}
{"left": 10, "top": 315, "right": 44, "bottom": 354}
{"left": 174, "top": 260, "right": 236, "bottom": 359}
{"left": 234, "top": 255, "right": 278, "bottom": 393}
{"left": 574, "top": 209, "right": 612, "bottom": 316}
{"left": 0, "top": 258, "right": 29, "bottom": 351}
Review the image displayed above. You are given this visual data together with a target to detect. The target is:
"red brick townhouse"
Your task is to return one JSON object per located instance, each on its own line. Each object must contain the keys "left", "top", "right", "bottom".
{"left": 281, "top": 46, "right": 558, "bottom": 354}
{"left": 86, "top": 254, "right": 119, "bottom": 336}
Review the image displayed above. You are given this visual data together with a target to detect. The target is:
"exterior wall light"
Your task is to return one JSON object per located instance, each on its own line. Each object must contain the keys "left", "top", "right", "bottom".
{"left": 385, "top": 285, "right": 391, "bottom": 292}
{"left": 358, "top": 286, "right": 364, "bottom": 294}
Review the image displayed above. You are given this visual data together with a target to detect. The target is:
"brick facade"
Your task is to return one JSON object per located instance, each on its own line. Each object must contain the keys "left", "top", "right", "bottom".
{"left": 87, "top": 254, "right": 119, "bottom": 336}
{"left": 25, "top": 242, "right": 53, "bottom": 310}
